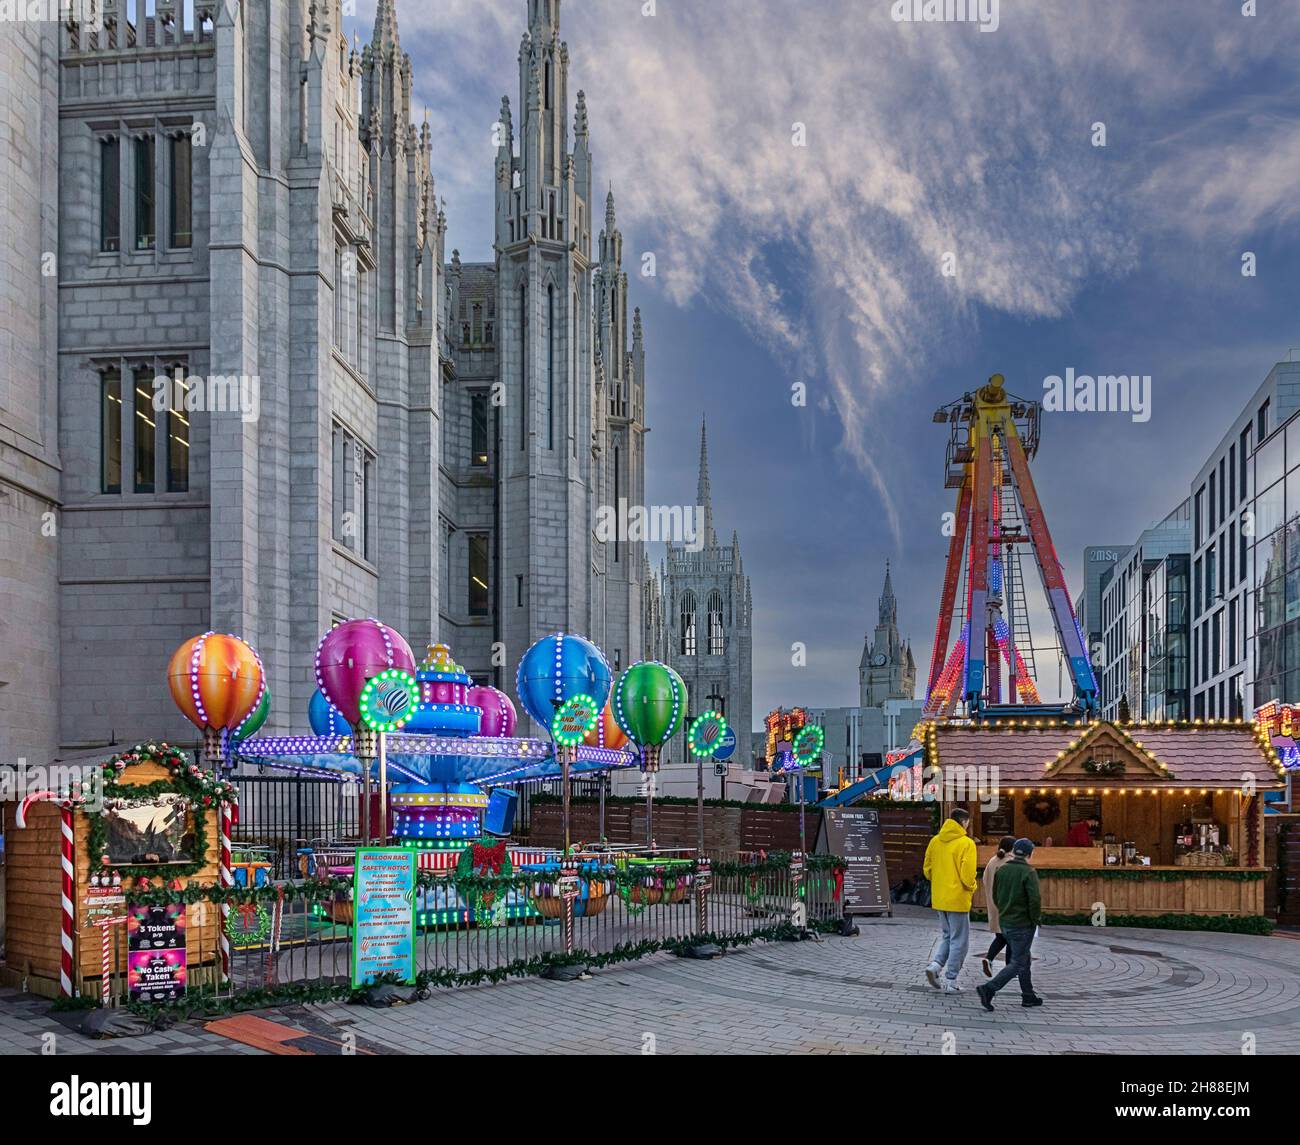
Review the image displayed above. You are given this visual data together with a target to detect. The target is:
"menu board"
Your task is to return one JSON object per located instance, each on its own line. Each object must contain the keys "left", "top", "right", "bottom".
{"left": 1069, "top": 795, "right": 1101, "bottom": 825}
{"left": 982, "top": 796, "right": 1013, "bottom": 838}
{"left": 127, "top": 902, "right": 187, "bottom": 1002}
{"left": 816, "top": 807, "right": 891, "bottom": 916}
{"left": 351, "top": 848, "right": 417, "bottom": 988}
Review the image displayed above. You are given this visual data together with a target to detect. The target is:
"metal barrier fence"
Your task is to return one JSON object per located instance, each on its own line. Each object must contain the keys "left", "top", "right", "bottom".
{"left": 86, "top": 854, "right": 844, "bottom": 1013}
{"left": 230, "top": 775, "right": 357, "bottom": 878}
{"left": 228, "top": 776, "right": 608, "bottom": 878}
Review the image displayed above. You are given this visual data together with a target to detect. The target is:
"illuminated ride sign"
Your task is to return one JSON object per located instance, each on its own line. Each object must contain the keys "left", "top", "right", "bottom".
{"left": 551, "top": 694, "right": 601, "bottom": 747}
{"left": 688, "top": 710, "right": 729, "bottom": 758}
{"left": 1256, "top": 701, "right": 1300, "bottom": 769}
{"left": 358, "top": 669, "right": 419, "bottom": 733}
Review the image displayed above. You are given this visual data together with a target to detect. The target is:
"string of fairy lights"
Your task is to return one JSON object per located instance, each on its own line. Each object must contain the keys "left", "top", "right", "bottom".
{"left": 914, "top": 714, "right": 1287, "bottom": 800}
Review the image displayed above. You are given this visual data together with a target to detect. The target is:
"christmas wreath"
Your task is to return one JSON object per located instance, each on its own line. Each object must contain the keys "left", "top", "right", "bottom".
{"left": 455, "top": 838, "right": 512, "bottom": 926}
{"left": 226, "top": 901, "right": 272, "bottom": 946}
{"left": 1022, "top": 792, "right": 1061, "bottom": 827}
{"left": 1082, "top": 757, "right": 1125, "bottom": 776}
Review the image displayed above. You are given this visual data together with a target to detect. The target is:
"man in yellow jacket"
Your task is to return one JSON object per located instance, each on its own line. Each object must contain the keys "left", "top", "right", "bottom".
{"left": 922, "top": 806, "right": 977, "bottom": 993}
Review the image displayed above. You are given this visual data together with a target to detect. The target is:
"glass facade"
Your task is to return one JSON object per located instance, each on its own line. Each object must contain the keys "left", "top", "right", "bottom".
{"left": 1251, "top": 413, "right": 1300, "bottom": 708}
{"left": 1144, "top": 555, "right": 1189, "bottom": 720}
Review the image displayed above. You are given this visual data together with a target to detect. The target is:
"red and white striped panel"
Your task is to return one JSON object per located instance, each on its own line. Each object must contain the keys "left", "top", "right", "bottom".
{"left": 415, "top": 846, "right": 549, "bottom": 873}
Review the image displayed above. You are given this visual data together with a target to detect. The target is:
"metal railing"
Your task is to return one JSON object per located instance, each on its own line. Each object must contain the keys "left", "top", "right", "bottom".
{"left": 230, "top": 775, "right": 358, "bottom": 878}
{"left": 82, "top": 852, "right": 845, "bottom": 1013}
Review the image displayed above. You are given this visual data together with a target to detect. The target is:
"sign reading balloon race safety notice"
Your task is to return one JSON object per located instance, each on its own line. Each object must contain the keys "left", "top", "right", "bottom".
{"left": 351, "top": 848, "right": 417, "bottom": 988}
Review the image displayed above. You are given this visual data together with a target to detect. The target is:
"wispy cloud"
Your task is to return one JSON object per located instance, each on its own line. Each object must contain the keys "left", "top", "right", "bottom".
{"left": 558, "top": 0, "right": 1298, "bottom": 535}
{"left": 350, "top": 0, "right": 1300, "bottom": 551}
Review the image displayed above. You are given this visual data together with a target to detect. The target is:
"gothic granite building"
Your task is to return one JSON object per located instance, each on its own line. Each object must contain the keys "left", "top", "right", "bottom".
{"left": 807, "top": 565, "right": 921, "bottom": 785}
{"left": 637, "top": 422, "right": 753, "bottom": 797}
{"left": 0, "top": 0, "right": 648, "bottom": 761}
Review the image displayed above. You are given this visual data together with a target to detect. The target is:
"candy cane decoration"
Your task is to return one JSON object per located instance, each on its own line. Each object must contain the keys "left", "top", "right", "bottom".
{"left": 15, "top": 789, "right": 56, "bottom": 829}
{"left": 14, "top": 791, "right": 75, "bottom": 996}
{"left": 60, "top": 805, "right": 75, "bottom": 998}
{"left": 219, "top": 802, "right": 233, "bottom": 981}
{"left": 263, "top": 886, "right": 285, "bottom": 986}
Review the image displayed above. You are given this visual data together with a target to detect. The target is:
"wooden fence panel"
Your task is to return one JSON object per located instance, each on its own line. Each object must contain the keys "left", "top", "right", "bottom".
{"left": 1268, "top": 817, "right": 1300, "bottom": 925}
{"left": 524, "top": 800, "right": 936, "bottom": 885}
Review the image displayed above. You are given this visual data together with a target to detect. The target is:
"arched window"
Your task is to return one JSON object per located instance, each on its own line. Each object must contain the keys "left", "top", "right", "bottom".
{"left": 707, "top": 590, "right": 724, "bottom": 655}
{"left": 680, "top": 592, "right": 697, "bottom": 657}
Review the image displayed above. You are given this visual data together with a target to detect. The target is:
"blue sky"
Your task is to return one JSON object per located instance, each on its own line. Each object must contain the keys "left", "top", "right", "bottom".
{"left": 345, "top": 0, "right": 1300, "bottom": 721}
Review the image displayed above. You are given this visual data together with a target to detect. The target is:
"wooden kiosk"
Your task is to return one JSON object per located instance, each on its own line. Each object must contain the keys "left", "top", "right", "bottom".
{"left": 922, "top": 718, "right": 1284, "bottom": 919}
{"left": 1, "top": 743, "right": 235, "bottom": 1000}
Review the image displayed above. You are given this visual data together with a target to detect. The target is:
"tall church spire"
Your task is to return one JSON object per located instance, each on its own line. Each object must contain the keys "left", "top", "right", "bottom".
{"left": 697, "top": 417, "right": 715, "bottom": 548}
{"left": 879, "top": 560, "right": 897, "bottom": 624}
{"left": 373, "top": 0, "right": 401, "bottom": 53}
{"left": 530, "top": 0, "right": 561, "bottom": 36}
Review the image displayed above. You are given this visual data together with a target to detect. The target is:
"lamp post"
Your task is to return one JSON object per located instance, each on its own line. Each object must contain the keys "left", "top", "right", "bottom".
{"left": 704, "top": 690, "right": 726, "bottom": 845}
{"left": 688, "top": 709, "right": 730, "bottom": 858}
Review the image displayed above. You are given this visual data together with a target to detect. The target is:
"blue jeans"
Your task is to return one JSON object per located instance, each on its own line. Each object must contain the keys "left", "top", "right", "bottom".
{"left": 986, "top": 924, "right": 1035, "bottom": 997}
{"left": 930, "top": 910, "right": 970, "bottom": 981}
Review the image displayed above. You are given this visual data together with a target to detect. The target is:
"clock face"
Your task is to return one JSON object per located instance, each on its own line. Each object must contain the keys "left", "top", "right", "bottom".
{"left": 872, "top": 654, "right": 888, "bottom": 667}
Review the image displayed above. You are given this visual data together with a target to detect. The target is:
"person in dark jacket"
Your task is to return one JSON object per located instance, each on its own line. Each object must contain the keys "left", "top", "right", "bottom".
{"left": 980, "top": 835, "right": 1017, "bottom": 976}
{"left": 976, "top": 838, "right": 1043, "bottom": 1010}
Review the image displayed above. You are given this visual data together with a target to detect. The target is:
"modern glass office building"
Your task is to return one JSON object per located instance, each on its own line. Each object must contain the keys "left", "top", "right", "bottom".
{"left": 1144, "top": 554, "right": 1191, "bottom": 720}
{"left": 1248, "top": 407, "right": 1300, "bottom": 710}
{"left": 1098, "top": 501, "right": 1191, "bottom": 720}
{"left": 1191, "top": 359, "right": 1300, "bottom": 718}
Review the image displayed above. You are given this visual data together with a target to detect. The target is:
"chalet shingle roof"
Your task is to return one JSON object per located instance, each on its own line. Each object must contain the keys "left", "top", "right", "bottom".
{"left": 925, "top": 721, "right": 1285, "bottom": 788}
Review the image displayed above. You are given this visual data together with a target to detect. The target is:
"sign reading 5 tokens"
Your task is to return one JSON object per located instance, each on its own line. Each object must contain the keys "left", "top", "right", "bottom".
{"left": 127, "top": 902, "right": 187, "bottom": 1002}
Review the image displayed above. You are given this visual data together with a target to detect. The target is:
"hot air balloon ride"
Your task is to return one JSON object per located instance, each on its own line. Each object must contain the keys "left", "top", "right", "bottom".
{"left": 234, "top": 626, "right": 639, "bottom": 921}
{"left": 166, "top": 632, "right": 266, "bottom": 762}
{"left": 612, "top": 660, "right": 688, "bottom": 843}
{"left": 516, "top": 632, "right": 612, "bottom": 851}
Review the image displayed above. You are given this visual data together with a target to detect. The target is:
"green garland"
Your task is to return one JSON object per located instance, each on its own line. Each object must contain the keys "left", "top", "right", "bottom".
{"left": 82, "top": 742, "right": 238, "bottom": 880}
{"left": 971, "top": 911, "right": 1272, "bottom": 936}
{"left": 128, "top": 878, "right": 351, "bottom": 908}
{"left": 123, "top": 855, "right": 846, "bottom": 909}
{"left": 121, "top": 918, "right": 847, "bottom": 1019}
{"left": 1025, "top": 867, "right": 1266, "bottom": 883}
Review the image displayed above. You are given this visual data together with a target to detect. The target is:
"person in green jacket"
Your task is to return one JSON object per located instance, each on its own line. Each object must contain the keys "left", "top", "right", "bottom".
{"left": 976, "top": 838, "right": 1044, "bottom": 1010}
{"left": 922, "top": 807, "right": 978, "bottom": 993}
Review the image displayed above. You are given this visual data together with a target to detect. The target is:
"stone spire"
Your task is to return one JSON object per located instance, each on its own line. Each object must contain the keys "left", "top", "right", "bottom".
{"left": 373, "top": 0, "right": 400, "bottom": 54}
{"left": 574, "top": 88, "right": 588, "bottom": 138}
{"left": 879, "top": 560, "right": 896, "bottom": 625}
{"left": 530, "top": 0, "right": 561, "bottom": 36}
{"left": 697, "top": 418, "right": 715, "bottom": 548}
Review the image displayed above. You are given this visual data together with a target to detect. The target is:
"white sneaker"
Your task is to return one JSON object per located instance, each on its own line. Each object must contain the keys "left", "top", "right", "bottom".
{"left": 941, "top": 979, "right": 963, "bottom": 994}
{"left": 925, "top": 965, "right": 941, "bottom": 990}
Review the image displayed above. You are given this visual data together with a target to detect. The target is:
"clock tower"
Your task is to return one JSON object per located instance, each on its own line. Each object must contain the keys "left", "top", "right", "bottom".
{"left": 860, "top": 563, "right": 916, "bottom": 707}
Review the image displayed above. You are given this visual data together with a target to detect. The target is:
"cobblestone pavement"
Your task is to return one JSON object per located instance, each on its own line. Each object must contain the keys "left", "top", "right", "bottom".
{"left": 4, "top": 908, "right": 1299, "bottom": 1055}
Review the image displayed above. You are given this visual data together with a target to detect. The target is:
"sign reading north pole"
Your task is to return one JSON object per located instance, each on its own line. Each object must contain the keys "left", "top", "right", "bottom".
{"left": 551, "top": 694, "right": 600, "bottom": 747}
{"left": 688, "top": 710, "right": 729, "bottom": 758}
